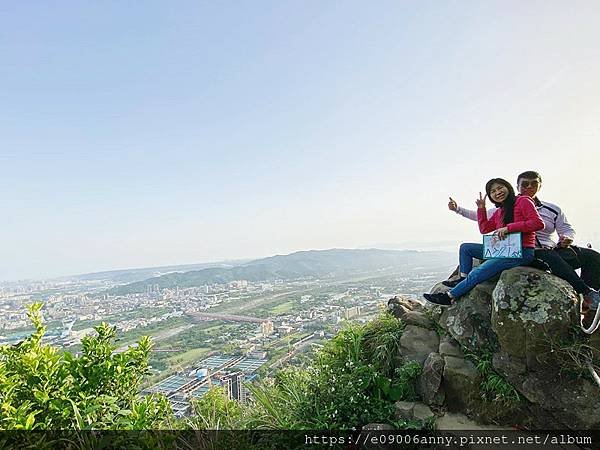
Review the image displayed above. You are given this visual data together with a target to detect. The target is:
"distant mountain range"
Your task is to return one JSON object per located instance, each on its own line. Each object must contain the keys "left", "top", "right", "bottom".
{"left": 109, "top": 248, "right": 454, "bottom": 295}
{"left": 63, "top": 260, "right": 251, "bottom": 284}
{"left": 359, "top": 241, "right": 462, "bottom": 252}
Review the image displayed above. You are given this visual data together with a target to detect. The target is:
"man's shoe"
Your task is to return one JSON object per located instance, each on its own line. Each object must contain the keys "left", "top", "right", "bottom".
{"left": 423, "top": 292, "right": 452, "bottom": 307}
{"left": 442, "top": 277, "right": 465, "bottom": 288}
{"left": 583, "top": 290, "right": 600, "bottom": 312}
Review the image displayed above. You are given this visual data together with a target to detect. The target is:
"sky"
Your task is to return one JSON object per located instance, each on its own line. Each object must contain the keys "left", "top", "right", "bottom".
{"left": 2, "top": 1, "right": 600, "bottom": 281}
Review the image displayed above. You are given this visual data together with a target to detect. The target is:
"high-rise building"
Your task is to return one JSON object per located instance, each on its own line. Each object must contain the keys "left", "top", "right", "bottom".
{"left": 217, "top": 372, "right": 245, "bottom": 402}
{"left": 343, "top": 306, "right": 361, "bottom": 320}
{"left": 260, "top": 320, "right": 274, "bottom": 336}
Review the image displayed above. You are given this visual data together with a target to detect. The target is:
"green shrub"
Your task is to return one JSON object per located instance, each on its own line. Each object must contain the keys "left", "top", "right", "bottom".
{"left": 187, "top": 386, "right": 244, "bottom": 429}
{"left": 361, "top": 313, "right": 405, "bottom": 377}
{"left": 0, "top": 303, "right": 173, "bottom": 430}
{"left": 247, "top": 313, "right": 422, "bottom": 429}
{"left": 543, "top": 326, "right": 600, "bottom": 380}
{"left": 245, "top": 369, "right": 312, "bottom": 429}
{"left": 1, "top": 306, "right": 422, "bottom": 432}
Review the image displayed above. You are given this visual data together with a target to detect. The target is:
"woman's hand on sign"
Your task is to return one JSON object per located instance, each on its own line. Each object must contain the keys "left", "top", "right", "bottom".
{"left": 475, "top": 192, "right": 487, "bottom": 209}
{"left": 495, "top": 227, "right": 509, "bottom": 240}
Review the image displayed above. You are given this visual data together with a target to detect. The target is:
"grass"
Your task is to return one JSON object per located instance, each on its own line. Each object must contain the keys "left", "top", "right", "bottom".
{"left": 465, "top": 349, "right": 522, "bottom": 408}
{"left": 166, "top": 347, "right": 210, "bottom": 366}
{"left": 269, "top": 301, "right": 295, "bottom": 315}
{"left": 202, "top": 324, "right": 227, "bottom": 334}
{"left": 277, "top": 332, "right": 311, "bottom": 346}
{"left": 542, "top": 326, "right": 600, "bottom": 380}
{"left": 116, "top": 317, "right": 190, "bottom": 347}
{"left": 361, "top": 312, "right": 405, "bottom": 377}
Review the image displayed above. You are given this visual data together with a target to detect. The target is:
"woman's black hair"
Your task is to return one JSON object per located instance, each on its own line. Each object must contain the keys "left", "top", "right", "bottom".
{"left": 485, "top": 178, "right": 516, "bottom": 225}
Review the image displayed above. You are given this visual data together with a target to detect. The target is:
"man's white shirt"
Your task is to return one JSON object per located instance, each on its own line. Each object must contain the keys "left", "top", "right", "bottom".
{"left": 455, "top": 198, "right": 575, "bottom": 249}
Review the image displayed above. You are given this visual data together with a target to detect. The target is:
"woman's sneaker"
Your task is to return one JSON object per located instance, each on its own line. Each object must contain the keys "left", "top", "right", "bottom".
{"left": 442, "top": 277, "right": 465, "bottom": 288}
{"left": 423, "top": 292, "right": 452, "bottom": 307}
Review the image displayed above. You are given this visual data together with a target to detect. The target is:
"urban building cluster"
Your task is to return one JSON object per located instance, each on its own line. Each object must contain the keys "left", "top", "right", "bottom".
{"left": 1, "top": 262, "right": 452, "bottom": 408}
{"left": 144, "top": 354, "right": 267, "bottom": 417}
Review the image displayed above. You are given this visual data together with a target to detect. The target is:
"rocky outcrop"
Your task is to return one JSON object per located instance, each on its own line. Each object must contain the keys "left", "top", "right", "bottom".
{"left": 417, "top": 352, "right": 445, "bottom": 406}
{"left": 441, "top": 354, "right": 481, "bottom": 414}
{"left": 399, "top": 326, "right": 439, "bottom": 365}
{"left": 387, "top": 267, "right": 600, "bottom": 430}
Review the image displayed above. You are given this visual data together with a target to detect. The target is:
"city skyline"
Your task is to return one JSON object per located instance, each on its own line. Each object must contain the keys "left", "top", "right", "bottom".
{"left": 3, "top": 1, "right": 600, "bottom": 280}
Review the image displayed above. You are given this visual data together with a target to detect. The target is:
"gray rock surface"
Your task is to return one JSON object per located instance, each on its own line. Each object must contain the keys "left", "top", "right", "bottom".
{"left": 417, "top": 352, "right": 445, "bottom": 406}
{"left": 438, "top": 336, "right": 464, "bottom": 358}
{"left": 394, "top": 401, "right": 415, "bottom": 421}
{"left": 399, "top": 325, "right": 440, "bottom": 364}
{"left": 438, "top": 281, "right": 497, "bottom": 350}
{"left": 442, "top": 355, "right": 481, "bottom": 414}
{"left": 387, "top": 295, "right": 434, "bottom": 329}
{"left": 412, "top": 403, "right": 434, "bottom": 421}
{"left": 435, "top": 412, "right": 509, "bottom": 430}
{"left": 394, "top": 401, "right": 433, "bottom": 422}
{"left": 491, "top": 267, "right": 578, "bottom": 370}
{"left": 390, "top": 267, "right": 600, "bottom": 429}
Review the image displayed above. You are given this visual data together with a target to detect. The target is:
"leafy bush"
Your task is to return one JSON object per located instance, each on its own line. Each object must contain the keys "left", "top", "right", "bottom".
{"left": 360, "top": 312, "right": 405, "bottom": 377}
{"left": 0, "top": 303, "right": 173, "bottom": 430}
{"left": 245, "top": 369, "right": 312, "bottom": 429}
{"left": 245, "top": 313, "right": 422, "bottom": 429}
{"left": 187, "top": 386, "right": 244, "bottom": 429}
{"left": 1, "top": 306, "right": 422, "bottom": 432}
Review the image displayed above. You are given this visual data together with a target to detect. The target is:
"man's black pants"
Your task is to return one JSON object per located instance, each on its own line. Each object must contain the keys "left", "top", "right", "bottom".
{"left": 566, "top": 247, "right": 600, "bottom": 290}
{"left": 534, "top": 249, "right": 589, "bottom": 294}
{"left": 535, "top": 246, "right": 600, "bottom": 293}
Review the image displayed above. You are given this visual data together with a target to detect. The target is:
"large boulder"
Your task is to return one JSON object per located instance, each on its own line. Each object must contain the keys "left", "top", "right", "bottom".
{"left": 438, "top": 280, "right": 498, "bottom": 350}
{"left": 417, "top": 352, "right": 445, "bottom": 406}
{"left": 387, "top": 295, "right": 435, "bottom": 329}
{"left": 399, "top": 326, "right": 440, "bottom": 365}
{"left": 491, "top": 267, "right": 578, "bottom": 370}
{"left": 390, "top": 266, "right": 600, "bottom": 429}
{"left": 490, "top": 268, "right": 597, "bottom": 428}
{"left": 442, "top": 355, "right": 481, "bottom": 414}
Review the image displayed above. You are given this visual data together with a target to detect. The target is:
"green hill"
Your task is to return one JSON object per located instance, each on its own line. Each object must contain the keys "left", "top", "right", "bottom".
{"left": 109, "top": 248, "right": 453, "bottom": 295}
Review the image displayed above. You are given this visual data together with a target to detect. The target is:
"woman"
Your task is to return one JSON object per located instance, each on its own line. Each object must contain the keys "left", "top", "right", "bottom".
{"left": 424, "top": 178, "right": 544, "bottom": 306}
{"left": 448, "top": 171, "right": 600, "bottom": 313}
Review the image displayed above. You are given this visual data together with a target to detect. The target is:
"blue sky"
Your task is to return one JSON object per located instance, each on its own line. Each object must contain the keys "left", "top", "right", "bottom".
{"left": 2, "top": 1, "right": 600, "bottom": 280}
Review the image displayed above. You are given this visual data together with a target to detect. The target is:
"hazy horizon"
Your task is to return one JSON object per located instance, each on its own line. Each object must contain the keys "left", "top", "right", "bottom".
{"left": 3, "top": 1, "right": 600, "bottom": 280}
{"left": 1, "top": 244, "right": 456, "bottom": 283}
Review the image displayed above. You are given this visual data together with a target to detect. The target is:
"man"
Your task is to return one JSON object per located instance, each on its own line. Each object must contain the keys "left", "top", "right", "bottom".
{"left": 448, "top": 170, "right": 600, "bottom": 312}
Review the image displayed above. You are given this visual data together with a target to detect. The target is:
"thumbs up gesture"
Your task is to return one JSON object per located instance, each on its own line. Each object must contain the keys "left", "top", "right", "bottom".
{"left": 448, "top": 197, "right": 458, "bottom": 212}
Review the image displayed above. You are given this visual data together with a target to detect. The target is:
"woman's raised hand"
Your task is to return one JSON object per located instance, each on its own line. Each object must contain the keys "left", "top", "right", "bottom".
{"left": 475, "top": 192, "right": 487, "bottom": 209}
{"left": 448, "top": 197, "right": 458, "bottom": 212}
